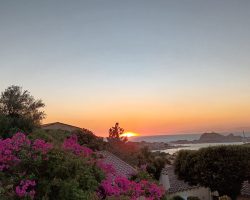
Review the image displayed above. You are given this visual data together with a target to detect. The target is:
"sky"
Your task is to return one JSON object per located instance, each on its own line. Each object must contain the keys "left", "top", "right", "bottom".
{"left": 1, "top": 0, "right": 250, "bottom": 136}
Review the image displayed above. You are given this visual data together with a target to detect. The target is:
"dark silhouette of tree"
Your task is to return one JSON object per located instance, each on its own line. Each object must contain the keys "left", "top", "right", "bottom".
{"left": 0, "top": 85, "right": 45, "bottom": 138}
{"left": 108, "top": 122, "right": 127, "bottom": 142}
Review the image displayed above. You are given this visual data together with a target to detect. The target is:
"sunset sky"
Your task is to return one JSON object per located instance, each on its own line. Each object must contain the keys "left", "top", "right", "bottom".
{"left": 1, "top": 0, "right": 250, "bottom": 136}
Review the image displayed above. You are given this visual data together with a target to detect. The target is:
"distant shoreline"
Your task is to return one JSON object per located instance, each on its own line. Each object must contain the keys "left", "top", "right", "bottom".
{"left": 128, "top": 132, "right": 249, "bottom": 152}
{"left": 129, "top": 132, "right": 250, "bottom": 144}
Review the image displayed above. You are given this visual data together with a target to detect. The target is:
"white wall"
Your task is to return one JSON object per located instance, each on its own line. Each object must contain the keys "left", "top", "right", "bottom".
{"left": 168, "top": 187, "right": 212, "bottom": 200}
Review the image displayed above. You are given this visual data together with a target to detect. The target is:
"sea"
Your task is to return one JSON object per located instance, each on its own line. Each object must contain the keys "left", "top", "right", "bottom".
{"left": 129, "top": 133, "right": 249, "bottom": 154}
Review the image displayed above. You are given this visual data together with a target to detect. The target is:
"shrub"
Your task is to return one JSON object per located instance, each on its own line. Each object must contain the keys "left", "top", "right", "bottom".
{"left": 29, "top": 129, "right": 71, "bottom": 146}
{"left": 0, "top": 132, "right": 167, "bottom": 200}
{"left": 73, "top": 129, "right": 107, "bottom": 151}
{"left": 174, "top": 145, "right": 250, "bottom": 199}
{"left": 98, "top": 176, "right": 165, "bottom": 200}
{"left": 0, "top": 132, "right": 104, "bottom": 199}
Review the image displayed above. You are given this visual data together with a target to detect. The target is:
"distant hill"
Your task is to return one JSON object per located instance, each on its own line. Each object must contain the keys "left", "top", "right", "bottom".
{"left": 172, "top": 132, "right": 249, "bottom": 144}
{"left": 199, "top": 132, "right": 242, "bottom": 143}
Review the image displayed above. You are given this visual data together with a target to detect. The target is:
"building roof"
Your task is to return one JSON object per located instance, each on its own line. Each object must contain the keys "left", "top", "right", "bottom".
{"left": 163, "top": 165, "right": 199, "bottom": 194}
{"left": 96, "top": 150, "right": 137, "bottom": 178}
{"left": 41, "top": 122, "right": 82, "bottom": 130}
{"left": 241, "top": 181, "right": 250, "bottom": 196}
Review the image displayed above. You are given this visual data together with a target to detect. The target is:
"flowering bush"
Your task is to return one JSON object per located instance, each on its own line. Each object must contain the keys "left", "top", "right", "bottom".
{"left": 0, "top": 132, "right": 166, "bottom": 200}
{"left": 96, "top": 160, "right": 116, "bottom": 176}
{"left": 63, "top": 134, "right": 93, "bottom": 156}
{"left": 15, "top": 179, "right": 36, "bottom": 199}
{"left": 99, "top": 176, "right": 165, "bottom": 200}
{"left": 0, "top": 132, "right": 103, "bottom": 199}
{"left": 0, "top": 132, "right": 52, "bottom": 171}
{"left": 32, "top": 139, "right": 53, "bottom": 154}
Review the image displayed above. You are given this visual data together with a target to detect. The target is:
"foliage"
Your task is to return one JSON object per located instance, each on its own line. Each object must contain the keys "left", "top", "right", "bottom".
{"left": 0, "top": 86, "right": 45, "bottom": 138}
{"left": 63, "top": 134, "right": 93, "bottom": 156}
{"left": 138, "top": 147, "right": 168, "bottom": 180}
{"left": 108, "top": 123, "right": 127, "bottom": 143}
{"left": 106, "top": 123, "right": 168, "bottom": 181}
{"left": 106, "top": 140, "right": 140, "bottom": 166}
{"left": 174, "top": 145, "right": 250, "bottom": 199}
{"left": 0, "top": 132, "right": 167, "bottom": 200}
{"left": 73, "top": 129, "right": 107, "bottom": 151}
{"left": 130, "top": 169, "right": 155, "bottom": 183}
{"left": 0, "top": 132, "right": 104, "bottom": 199}
{"left": 28, "top": 129, "right": 71, "bottom": 147}
{"left": 99, "top": 176, "right": 165, "bottom": 200}
{"left": 107, "top": 143, "right": 169, "bottom": 181}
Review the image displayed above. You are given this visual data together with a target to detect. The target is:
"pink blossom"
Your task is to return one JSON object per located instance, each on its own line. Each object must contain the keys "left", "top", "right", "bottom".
{"left": 99, "top": 175, "right": 165, "bottom": 199}
{"left": 0, "top": 133, "right": 28, "bottom": 171}
{"left": 96, "top": 160, "right": 116, "bottom": 175}
{"left": 0, "top": 133, "right": 52, "bottom": 171}
{"left": 32, "top": 139, "right": 53, "bottom": 154}
{"left": 63, "top": 135, "right": 93, "bottom": 157}
{"left": 15, "top": 179, "right": 36, "bottom": 199}
{"left": 11, "top": 132, "right": 31, "bottom": 149}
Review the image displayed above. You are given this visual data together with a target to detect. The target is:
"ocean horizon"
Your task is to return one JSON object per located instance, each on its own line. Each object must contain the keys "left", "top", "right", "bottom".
{"left": 129, "top": 132, "right": 250, "bottom": 143}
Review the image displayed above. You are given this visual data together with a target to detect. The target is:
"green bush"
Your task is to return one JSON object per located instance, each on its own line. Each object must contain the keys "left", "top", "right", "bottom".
{"left": 130, "top": 170, "right": 155, "bottom": 182}
{"left": 138, "top": 147, "right": 168, "bottom": 180}
{"left": 174, "top": 145, "right": 250, "bottom": 199}
{"left": 73, "top": 129, "right": 107, "bottom": 151}
{"left": 36, "top": 149, "right": 105, "bottom": 199}
{"left": 29, "top": 129, "right": 71, "bottom": 146}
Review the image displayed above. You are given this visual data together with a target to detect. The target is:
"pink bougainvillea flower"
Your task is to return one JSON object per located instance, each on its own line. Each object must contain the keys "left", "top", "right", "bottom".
{"left": 32, "top": 139, "right": 53, "bottom": 154}
{"left": 15, "top": 179, "right": 36, "bottom": 199}
{"left": 63, "top": 135, "right": 93, "bottom": 157}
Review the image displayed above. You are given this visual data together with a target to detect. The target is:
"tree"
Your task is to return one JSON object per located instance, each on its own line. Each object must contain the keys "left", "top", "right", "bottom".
{"left": 73, "top": 128, "right": 107, "bottom": 151}
{"left": 137, "top": 147, "right": 169, "bottom": 180}
{"left": 108, "top": 122, "right": 127, "bottom": 142}
{"left": 174, "top": 145, "right": 250, "bottom": 200}
{"left": 0, "top": 85, "right": 45, "bottom": 138}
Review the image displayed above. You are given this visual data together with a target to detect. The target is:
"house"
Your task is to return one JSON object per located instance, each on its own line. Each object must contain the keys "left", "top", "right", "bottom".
{"left": 160, "top": 165, "right": 212, "bottom": 200}
{"left": 96, "top": 150, "right": 137, "bottom": 178}
{"left": 41, "top": 122, "right": 82, "bottom": 132}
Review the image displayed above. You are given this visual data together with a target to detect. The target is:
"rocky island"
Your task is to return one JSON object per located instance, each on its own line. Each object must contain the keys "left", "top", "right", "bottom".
{"left": 171, "top": 132, "right": 249, "bottom": 144}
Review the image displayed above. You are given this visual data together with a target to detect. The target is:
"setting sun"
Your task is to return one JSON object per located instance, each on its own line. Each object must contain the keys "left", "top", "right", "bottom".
{"left": 121, "top": 132, "right": 139, "bottom": 138}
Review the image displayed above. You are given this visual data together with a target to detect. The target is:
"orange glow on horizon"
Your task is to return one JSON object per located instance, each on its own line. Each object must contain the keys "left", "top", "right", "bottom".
{"left": 42, "top": 95, "right": 250, "bottom": 137}
{"left": 120, "top": 132, "right": 139, "bottom": 137}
